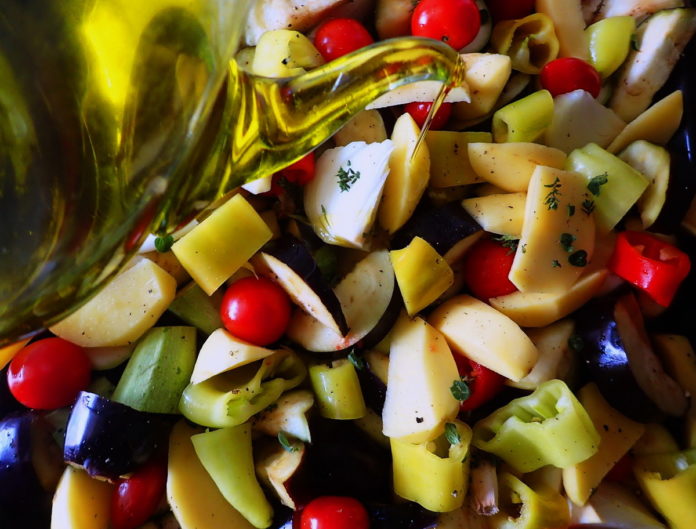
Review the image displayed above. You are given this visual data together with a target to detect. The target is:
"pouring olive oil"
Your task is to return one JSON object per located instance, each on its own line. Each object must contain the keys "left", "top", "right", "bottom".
{"left": 0, "top": 0, "right": 465, "bottom": 343}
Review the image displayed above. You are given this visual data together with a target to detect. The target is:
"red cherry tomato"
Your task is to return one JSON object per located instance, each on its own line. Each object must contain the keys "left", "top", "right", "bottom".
{"left": 111, "top": 458, "right": 167, "bottom": 529}
{"left": 7, "top": 338, "right": 91, "bottom": 410}
{"left": 462, "top": 237, "right": 518, "bottom": 300}
{"left": 453, "top": 355, "right": 505, "bottom": 411}
{"left": 300, "top": 496, "right": 370, "bottom": 529}
{"left": 405, "top": 101, "right": 453, "bottom": 130}
{"left": 314, "top": 19, "right": 374, "bottom": 62}
{"left": 540, "top": 57, "right": 602, "bottom": 99}
{"left": 486, "top": 0, "right": 534, "bottom": 22}
{"left": 411, "top": 0, "right": 481, "bottom": 51}
{"left": 220, "top": 276, "right": 292, "bottom": 346}
{"left": 280, "top": 152, "right": 316, "bottom": 186}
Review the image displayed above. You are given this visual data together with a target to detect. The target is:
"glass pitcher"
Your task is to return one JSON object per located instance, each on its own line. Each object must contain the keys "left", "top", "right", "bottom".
{"left": 0, "top": 0, "right": 464, "bottom": 344}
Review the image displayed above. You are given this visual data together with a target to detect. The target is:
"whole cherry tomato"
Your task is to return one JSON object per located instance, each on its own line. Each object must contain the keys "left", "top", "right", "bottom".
{"left": 7, "top": 337, "right": 91, "bottom": 410}
{"left": 220, "top": 276, "right": 292, "bottom": 346}
{"left": 300, "top": 496, "right": 370, "bottom": 529}
{"left": 411, "top": 0, "right": 481, "bottom": 51}
{"left": 486, "top": 0, "right": 534, "bottom": 22}
{"left": 453, "top": 355, "right": 505, "bottom": 411}
{"left": 462, "top": 236, "right": 518, "bottom": 300}
{"left": 405, "top": 101, "right": 453, "bottom": 130}
{"left": 111, "top": 458, "right": 167, "bottom": 529}
{"left": 540, "top": 57, "right": 602, "bottom": 98}
{"left": 314, "top": 19, "right": 374, "bottom": 62}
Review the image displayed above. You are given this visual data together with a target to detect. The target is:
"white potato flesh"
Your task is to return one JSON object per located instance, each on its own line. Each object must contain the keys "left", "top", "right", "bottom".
{"left": 461, "top": 192, "right": 526, "bottom": 238}
{"left": 50, "top": 258, "right": 176, "bottom": 347}
{"left": 428, "top": 295, "right": 538, "bottom": 381}
{"left": 382, "top": 315, "right": 460, "bottom": 443}
{"left": 366, "top": 82, "right": 470, "bottom": 109}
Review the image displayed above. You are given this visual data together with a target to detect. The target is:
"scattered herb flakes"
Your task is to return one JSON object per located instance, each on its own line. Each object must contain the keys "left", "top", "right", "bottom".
{"left": 337, "top": 160, "right": 361, "bottom": 192}
{"left": 445, "top": 423, "right": 461, "bottom": 445}
{"left": 560, "top": 233, "right": 576, "bottom": 253}
{"left": 154, "top": 234, "right": 174, "bottom": 253}
{"left": 630, "top": 33, "right": 640, "bottom": 51}
{"left": 543, "top": 177, "right": 562, "bottom": 210}
{"left": 587, "top": 173, "right": 609, "bottom": 196}
{"left": 347, "top": 350, "right": 365, "bottom": 370}
{"left": 450, "top": 378, "right": 471, "bottom": 402}
{"left": 278, "top": 431, "right": 298, "bottom": 453}
{"left": 568, "top": 250, "right": 588, "bottom": 267}
{"left": 568, "top": 334, "right": 584, "bottom": 353}
{"left": 521, "top": 243, "right": 527, "bottom": 254}
{"left": 552, "top": 259, "right": 562, "bottom": 268}
{"left": 582, "top": 199, "right": 596, "bottom": 215}
{"left": 567, "top": 204, "right": 576, "bottom": 217}
{"left": 320, "top": 204, "right": 331, "bottom": 226}
{"left": 494, "top": 234, "right": 519, "bottom": 254}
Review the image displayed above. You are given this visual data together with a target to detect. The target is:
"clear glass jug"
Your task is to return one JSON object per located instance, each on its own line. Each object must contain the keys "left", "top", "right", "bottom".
{"left": 0, "top": 0, "right": 464, "bottom": 343}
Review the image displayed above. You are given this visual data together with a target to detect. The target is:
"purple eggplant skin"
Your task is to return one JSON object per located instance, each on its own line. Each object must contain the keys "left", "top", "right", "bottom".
{"left": 574, "top": 293, "right": 685, "bottom": 423}
{"left": 652, "top": 36, "right": 696, "bottom": 233}
{"left": 367, "top": 503, "right": 438, "bottom": 529}
{"left": 0, "top": 412, "right": 56, "bottom": 528}
{"left": 0, "top": 369, "right": 21, "bottom": 418}
{"left": 358, "top": 366, "right": 387, "bottom": 415}
{"left": 360, "top": 288, "right": 402, "bottom": 349}
{"left": 259, "top": 235, "right": 349, "bottom": 335}
{"left": 390, "top": 201, "right": 481, "bottom": 255}
{"left": 64, "top": 391, "right": 171, "bottom": 481}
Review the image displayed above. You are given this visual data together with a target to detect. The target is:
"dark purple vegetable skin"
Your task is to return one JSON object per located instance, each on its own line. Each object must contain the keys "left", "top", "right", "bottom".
{"left": 258, "top": 235, "right": 348, "bottom": 335}
{"left": 359, "top": 288, "right": 402, "bottom": 349}
{"left": 652, "top": 35, "right": 696, "bottom": 233}
{"left": 358, "top": 365, "right": 387, "bottom": 414}
{"left": 391, "top": 201, "right": 481, "bottom": 255}
{"left": 270, "top": 503, "right": 436, "bottom": 529}
{"left": 574, "top": 293, "right": 686, "bottom": 423}
{"left": 0, "top": 412, "right": 59, "bottom": 528}
{"left": 0, "top": 368, "right": 21, "bottom": 417}
{"left": 64, "top": 391, "right": 170, "bottom": 480}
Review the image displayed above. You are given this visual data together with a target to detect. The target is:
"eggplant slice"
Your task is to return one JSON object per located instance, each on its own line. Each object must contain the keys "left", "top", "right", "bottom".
{"left": 253, "top": 236, "right": 348, "bottom": 335}
{"left": 575, "top": 292, "right": 687, "bottom": 422}
{"left": 64, "top": 391, "right": 170, "bottom": 481}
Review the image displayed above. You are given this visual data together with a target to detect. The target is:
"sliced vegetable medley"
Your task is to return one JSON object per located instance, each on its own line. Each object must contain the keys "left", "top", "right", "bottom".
{"left": 3, "top": 1, "right": 696, "bottom": 529}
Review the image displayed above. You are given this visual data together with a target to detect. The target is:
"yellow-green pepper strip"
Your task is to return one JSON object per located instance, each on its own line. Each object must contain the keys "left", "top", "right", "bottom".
{"left": 472, "top": 379, "right": 599, "bottom": 473}
{"left": 634, "top": 448, "right": 696, "bottom": 529}
{"left": 309, "top": 358, "right": 366, "bottom": 420}
{"left": 585, "top": 16, "right": 636, "bottom": 78}
{"left": 492, "top": 90, "right": 554, "bottom": 143}
{"left": 491, "top": 13, "right": 559, "bottom": 74}
{"left": 191, "top": 424, "right": 273, "bottom": 529}
{"left": 391, "top": 420, "right": 472, "bottom": 512}
{"left": 179, "top": 349, "right": 306, "bottom": 428}
{"left": 490, "top": 473, "right": 569, "bottom": 529}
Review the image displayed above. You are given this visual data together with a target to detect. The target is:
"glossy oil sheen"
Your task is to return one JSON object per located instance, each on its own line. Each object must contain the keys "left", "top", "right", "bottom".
{"left": 0, "top": 0, "right": 465, "bottom": 343}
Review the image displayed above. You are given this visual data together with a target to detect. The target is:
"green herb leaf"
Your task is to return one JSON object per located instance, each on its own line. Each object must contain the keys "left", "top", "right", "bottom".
{"left": 568, "top": 250, "right": 588, "bottom": 267}
{"left": 543, "top": 177, "right": 562, "bottom": 210}
{"left": 582, "top": 199, "right": 595, "bottom": 215}
{"left": 314, "top": 245, "right": 338, "bottom": 284}
{"left": 154, "top": 234, "right": 174, "bottom": 253}
{"left": 567, "top": 204, "right": 576, "bottom": 217}
{"left": 445, "top": 422, "right": 461, "bottom": 445}
{"left": 560, "top": 233, "right": 576, "bottom": 253}
{"left": 336, "top": 161, "right": 361, "bottom": 192}
{"left": 630, "top": 33, "right": 640, "bottom": 51}
{"left": 450, "top": 378, "right": 471, "bottom": 402}
{"left": 587, "top": 173, "right": 608, "bottom": 196}
{"left": 347, "top": 350, "right": 365, "bottom": 370}
{"left": 521, "top": 243, "right": 527, "bottom": 254}
{"left": 278, "top": 432, "right": 298, "bottom": 453}
{"left": 568, "top": 334, "right": 584, "bottom": 353}
{"left": 552, "top": 259, "right": 562, "bottom": 268}
{"left": 494, "top": 234, "right": 519, "bottom": 254}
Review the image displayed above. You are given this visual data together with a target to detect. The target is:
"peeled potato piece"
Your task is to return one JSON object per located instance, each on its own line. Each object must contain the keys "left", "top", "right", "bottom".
{"left": 461, "top": 192, "right": 526, "bottom": 238}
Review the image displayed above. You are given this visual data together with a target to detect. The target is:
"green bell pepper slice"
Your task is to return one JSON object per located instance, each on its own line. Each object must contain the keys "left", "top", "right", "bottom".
{"left": 472, "top": 379, "right": 599, "bottom": 472}
{"left": 634, "top": 448, "right": 696, "bottom": 529}
{"left": 490, "top": 473, "right": 569, "bottom": 529}
{"left": 309, "top": 358, "right": 366, "bottom": 420}
{"left": 191, "top": 424, "right": 273, "bottom": 529}
{"left": 391, "top": 420, "right": 472, "bottom": 512}
{"left": 180, "top": 348, "right": 306, "bottom": 428}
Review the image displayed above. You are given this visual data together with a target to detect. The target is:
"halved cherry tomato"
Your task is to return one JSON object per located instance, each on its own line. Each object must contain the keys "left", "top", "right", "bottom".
{"left": 405, "top": 101, "right": 453, "bottom": 130}
{"left": 279, "top": 152, "right": 316, "bottom": 186}
{"left": 486, "top": 0, "right": 534, "bottom": 22}
{"left": 220, "top": 276, "right": 292, "bottom": 346}
{"left": 111, "top": 458, "right": 167, "bottom": 529}
{"left": 314, "top": 19, "right": 374, "bottom": 62}
{"left": 462, "top": 236, "right": 518, "bottom": 300}
{"left": 7, "top": 337, "right": 91, "bottom": 410}
{"left": 539, "top": 57, "right": 602, "bottom": 99}
{"left": 453, "top": 355, "right": 505, "bottom": 412}
{"left": 411, "top": 0, "right": 481, "bottom": 51}
{"left": 300, "top": 496, "right": 370, "bottom": 529}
